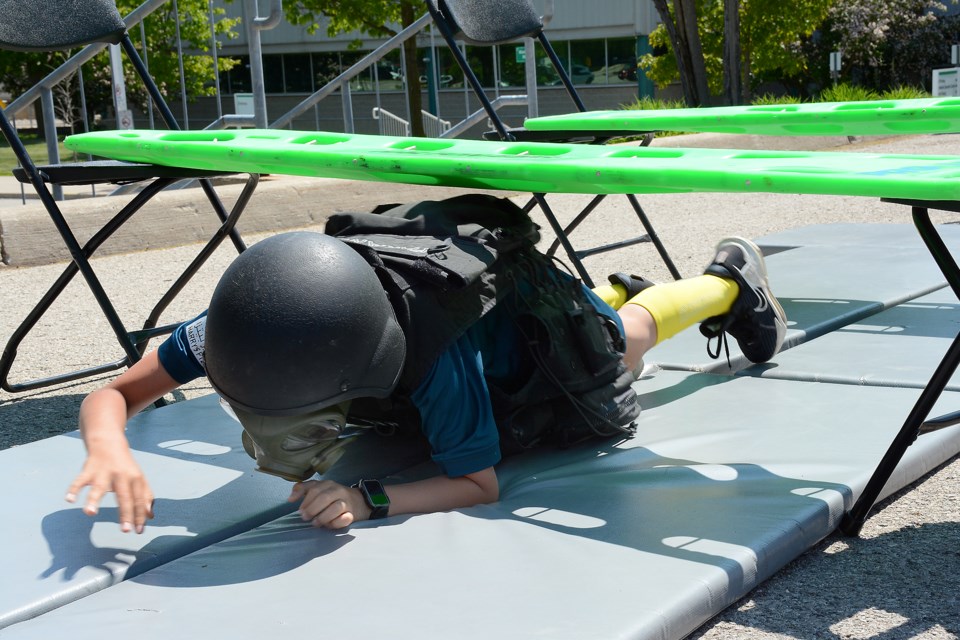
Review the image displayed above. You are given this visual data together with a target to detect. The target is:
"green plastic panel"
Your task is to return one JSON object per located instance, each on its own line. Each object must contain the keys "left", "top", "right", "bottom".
{"left": 64, "top": 129, "right": 960, "bottom": 200}
{"left": 524, "top": 98, "right": 960, "bottom": 136}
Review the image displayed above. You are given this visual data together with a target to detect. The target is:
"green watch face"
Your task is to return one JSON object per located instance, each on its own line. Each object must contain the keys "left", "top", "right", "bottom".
{"left": 370, "top": 492, "right": 390, "bottom": 507}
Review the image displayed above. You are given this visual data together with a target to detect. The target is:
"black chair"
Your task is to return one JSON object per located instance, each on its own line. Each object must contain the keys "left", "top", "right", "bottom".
{"left": 425, "top": 0, "right": 681, "bottom": 287}
{"left": 0, "top": 0, "right": 258, "bottom": 393}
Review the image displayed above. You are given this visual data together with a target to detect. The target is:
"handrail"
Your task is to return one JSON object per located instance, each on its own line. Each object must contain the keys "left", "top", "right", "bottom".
{"left": 270, "top": 12, "right": 432, "bottom": 129}
{"left": 442, "top": 95, "right": 528, "bottom": 138}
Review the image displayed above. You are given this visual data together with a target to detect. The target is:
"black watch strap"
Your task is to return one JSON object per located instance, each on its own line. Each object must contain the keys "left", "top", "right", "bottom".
{"left": 353, "top": 478, "right": 390, "bottom": 519}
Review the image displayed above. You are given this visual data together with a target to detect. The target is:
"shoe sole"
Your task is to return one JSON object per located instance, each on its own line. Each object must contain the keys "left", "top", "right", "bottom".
{"left": 717, "top": 236, "right": 788, "bottom": 354}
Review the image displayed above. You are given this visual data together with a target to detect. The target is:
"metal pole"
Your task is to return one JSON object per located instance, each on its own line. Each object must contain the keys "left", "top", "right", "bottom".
{"left": 173, "top": 0, "right": 190, "bottom": 129}
{"left": 139, "top": 21, "right": 155, "bottom": 128}
{"left": 524, "top": 37, "right": 538, "bottom": 119}
{"left": 209, "top": 0, "right": 223, "bottom": 119}
{"left": 243, "top": 0, "right": 283, "bottom": 129}
{"left": 40, "top": 87, "right": 63, "bottom": 201}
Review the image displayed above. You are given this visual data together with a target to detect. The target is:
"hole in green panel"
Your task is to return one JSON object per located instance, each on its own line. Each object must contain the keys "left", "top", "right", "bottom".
{"left": 833, "top": 101, "right": 896, "bottom": 111}
{"left": 118, "top": 132, "right": 141, "bottom": 138}
{"left": 288, "top": 133, "right": 351, "bottom": 145}
{"left": 388, "top": 139, "right": 456, "bottom": 151}
{"left": 782, "top": 123, "right": 844, "bottom": 134}
{"left": 605, "top": 148, "right": 684, "bottom": 159}
{"left": 158, "top": 132, "right": 236, "bottom": 142}
{"left": 731, "top": 152, "right": 809, "bottom": 160}
{"left": 746, "top": 105, "right": 801, "bottom": 113}
{"left": 498, "top": 145, "right": 572, "bottom": 156}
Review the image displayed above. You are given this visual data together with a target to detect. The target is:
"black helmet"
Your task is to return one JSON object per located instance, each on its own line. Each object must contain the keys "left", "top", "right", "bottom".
{"left": 205, "top": 231, "right": 406, "bottom": 416}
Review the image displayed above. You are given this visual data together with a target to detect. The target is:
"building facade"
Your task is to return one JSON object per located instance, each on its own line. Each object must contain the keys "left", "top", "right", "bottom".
{"left": 192, "top": 1, "right": 662, "bottom": 136}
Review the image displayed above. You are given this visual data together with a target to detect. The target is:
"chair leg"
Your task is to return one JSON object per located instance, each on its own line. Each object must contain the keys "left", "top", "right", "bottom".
{"left": 532, "top": 193, "right": 594, "bottom": 287}
{"left": 134, "top": 174, "right": 259, "bottom": 351}
{"left": 0, "top": 180, "right": 173, "bottom": 392}
{"left": 625, "top": 194, "right": 682, "bottom": 280}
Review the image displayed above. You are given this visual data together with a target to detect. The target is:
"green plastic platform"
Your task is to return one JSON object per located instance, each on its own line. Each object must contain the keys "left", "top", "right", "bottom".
{"left": 66, "top": 129, "right": 960, "bottom": 201}
{"left": 524, "top": 98, "right": 960, "bottom": 137}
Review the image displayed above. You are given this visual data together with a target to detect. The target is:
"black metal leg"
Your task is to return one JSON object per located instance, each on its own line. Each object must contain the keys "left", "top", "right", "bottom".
{"left": 626, "top": 194, "right": 682, "bottom": 280}
{"left": 546, "top": 195, "right": 607, "bottom": 256}
{"left": 533, "top": 193, "right": 594, "bottom": 287}
{"left": 840, "top": 329, "right": 960, "bottom": 535}
{"left": 135, "top": 174, "right": 259, "bottom": 350}
{"left": 840, "top": 205, "right": 960, "bottom": 535}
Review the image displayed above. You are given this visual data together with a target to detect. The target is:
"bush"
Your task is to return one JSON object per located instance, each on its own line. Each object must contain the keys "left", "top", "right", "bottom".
{"left": 817, "top": 83, "right": 880, "bottom": 102}
{"left": 750, "top": 93, "right": 803, "bottom": 105}
{"left": 879, "top": 85, "right": 930, "bottom": 100}
{"left": 620, "top": 96, "right": 689, "bottom": 111}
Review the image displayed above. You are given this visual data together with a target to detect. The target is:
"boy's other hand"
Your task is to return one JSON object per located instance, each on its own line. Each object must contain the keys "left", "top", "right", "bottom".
{"left": 288, "top": 479, "right": 371, "bottom": 529}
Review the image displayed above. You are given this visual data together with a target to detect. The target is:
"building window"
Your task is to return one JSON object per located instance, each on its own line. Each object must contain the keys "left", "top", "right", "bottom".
{"left": 284, "top": 53, "right": 313, "bottom": 93}
{"left": 263, "top": 54, "right": 284, "bottom": 93}
{"left": 608, "top": 37, "right": 638, "bottom": 85}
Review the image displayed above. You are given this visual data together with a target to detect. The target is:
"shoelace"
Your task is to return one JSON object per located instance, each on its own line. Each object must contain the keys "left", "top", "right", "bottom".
{"left": 706, "top": 324, "right": 733, "bottom": 368}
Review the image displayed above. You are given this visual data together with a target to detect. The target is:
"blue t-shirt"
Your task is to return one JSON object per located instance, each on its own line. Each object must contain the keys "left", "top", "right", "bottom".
{"left": 157, "top": 286, "right": 622, "bottom": 478}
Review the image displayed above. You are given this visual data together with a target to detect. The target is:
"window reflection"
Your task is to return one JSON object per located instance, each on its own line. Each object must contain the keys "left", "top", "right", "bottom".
{"left": 218, "top": 36, "right": 642, "bottom": 95}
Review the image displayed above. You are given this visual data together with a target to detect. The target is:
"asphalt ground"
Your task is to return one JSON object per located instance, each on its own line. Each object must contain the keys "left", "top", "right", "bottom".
{"left": 0, "top": 132, "right": 957, "bottom": 639}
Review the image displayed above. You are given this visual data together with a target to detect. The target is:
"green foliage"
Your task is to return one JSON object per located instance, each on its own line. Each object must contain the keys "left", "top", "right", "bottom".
{"left": 750, "top": 93, "right": 802, "bottom": 104}
{"left": 808, "top": 0, "right": 959, "bottom": 91}
{"left": 817, "top": 83, "right": 880, "bottom": 102}
{"left": 640, "top": 0, "right": 832, "bottom": 100}
{"left": 879, "top": 85, "right": 931, "bottom": 99}
{"left": 621, "top": 96, "right": 689, "bottom": 111}
{"left": 284, "top": 0, "right": 403, "bottom": 41}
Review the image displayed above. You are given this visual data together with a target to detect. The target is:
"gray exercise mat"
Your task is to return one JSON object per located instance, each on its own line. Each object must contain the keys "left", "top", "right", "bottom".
{"left": 4, "top": 371, "right": 958, "bottom": 640}
{"left": 651, "top": 225, "right": 954, "bottom": 373}
{"left": 755, "top": 221, "right": 960, "bottom": 250}
{"left": 741, "top": 286, "right": 960, "bottom": 390}
{"left": 0, "top": 394, "right": 428, "bottom": 629}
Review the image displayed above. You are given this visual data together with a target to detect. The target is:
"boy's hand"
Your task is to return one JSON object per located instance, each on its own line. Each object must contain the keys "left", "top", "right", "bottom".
{"left": 288, "top": 479, "right": 371, "bottom": 529}
{"left": 65, "top": 448, "right": 155, "bottom": 534}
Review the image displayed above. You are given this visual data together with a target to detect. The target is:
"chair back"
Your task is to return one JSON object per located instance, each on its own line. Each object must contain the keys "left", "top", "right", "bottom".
{"left": 0, "top": 0, "right": 126, "bottom": 52}
{"left": 427, "top": 0, "right": 542, "bottom": 45}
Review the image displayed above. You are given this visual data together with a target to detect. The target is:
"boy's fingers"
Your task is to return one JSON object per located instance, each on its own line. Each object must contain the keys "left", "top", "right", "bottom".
{"left": 287, "top": 481, "right": 309, "bottom": 502}
{"left": 114, "top": 482, "right": 134, "bottom": 532}
{"left": 65, "top": 474, "right": 91, "bottom": 503}
{"left": 83, "top": 484, "right": 107, "bottom": 516}
{"left": 133, "top": 481, "right": 155, "bottom": 534}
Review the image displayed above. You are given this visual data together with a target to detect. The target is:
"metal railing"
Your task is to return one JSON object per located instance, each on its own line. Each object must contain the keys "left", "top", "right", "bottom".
{"left": 373, "top": 107, "right": 452, "bottom": 138}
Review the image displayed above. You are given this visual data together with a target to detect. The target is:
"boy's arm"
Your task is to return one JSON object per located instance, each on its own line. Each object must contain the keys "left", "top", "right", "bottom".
{"left": 65, "top": 350, "right": 182, "bottom": 533}
{"left": 290, "top": 466, "right": 499, "bottom": 529}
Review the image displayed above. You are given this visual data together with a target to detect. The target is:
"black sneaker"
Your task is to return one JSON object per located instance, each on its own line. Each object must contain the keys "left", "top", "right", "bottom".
{"left": 699, "top": 237, "right": 787, "bottom": 364}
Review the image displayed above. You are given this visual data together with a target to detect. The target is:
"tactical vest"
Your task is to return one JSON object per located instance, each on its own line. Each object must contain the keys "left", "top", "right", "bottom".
{"left": 325, "top": 194, "right": 639, "bottom": 453}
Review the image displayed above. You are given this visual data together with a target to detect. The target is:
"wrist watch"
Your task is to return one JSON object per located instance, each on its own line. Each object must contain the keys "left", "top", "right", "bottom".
{"left": 352, "top": 478, "right": 390, "bottom": 519}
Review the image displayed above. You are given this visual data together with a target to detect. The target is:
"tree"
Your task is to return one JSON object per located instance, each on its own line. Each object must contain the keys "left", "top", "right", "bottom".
{"left": 0, "top": 0, "right": 240, "bottom": 132}
{"left": 815, "top": 0, "right": 958, "bottom": 90}
{"left": 651, "top": 0, "right": 711, "bottom": 106}
{"left": 723, "top": 0, "right": 742, "bottom": 105}
{"left": 642, "top": 0, "right": 833, "bottom": 104}
{"left": 283, "top": 0, "right": 427, "bottom": 136}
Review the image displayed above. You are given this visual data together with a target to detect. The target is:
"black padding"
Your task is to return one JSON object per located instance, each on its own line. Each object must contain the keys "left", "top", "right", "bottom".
{"left": 13, "top": 160, "right": 234, "bottom": 186}
{"left": 428, "top": 0, "right": 542, "bottom": 45}
{"left": 0, "top": 0, "right": 126, "bottom": 52}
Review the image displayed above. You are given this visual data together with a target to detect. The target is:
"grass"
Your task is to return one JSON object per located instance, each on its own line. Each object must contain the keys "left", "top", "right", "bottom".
{"left": 0, "top": 134, "right": 78, "bottom": 176}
